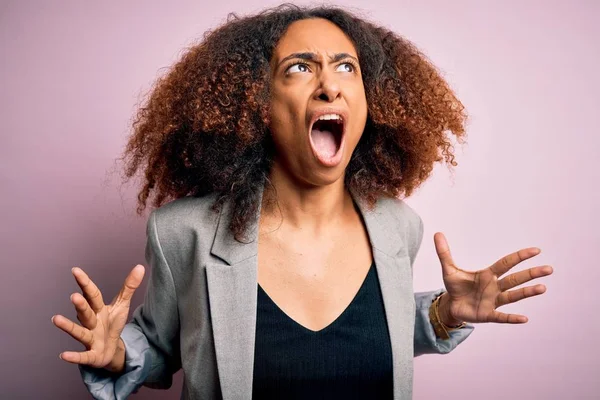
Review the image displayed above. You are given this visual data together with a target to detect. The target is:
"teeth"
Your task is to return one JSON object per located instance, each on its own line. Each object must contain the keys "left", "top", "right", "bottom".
{"left": 316, "top": 114, "right": 343, "bottom": 122}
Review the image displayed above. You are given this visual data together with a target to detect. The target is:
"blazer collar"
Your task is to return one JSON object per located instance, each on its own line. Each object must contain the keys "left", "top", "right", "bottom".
{"left": 210, "top": 184, "right": 403, "bottom": 265}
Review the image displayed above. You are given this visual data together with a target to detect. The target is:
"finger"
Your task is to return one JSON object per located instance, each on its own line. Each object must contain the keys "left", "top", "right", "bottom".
{"left": 433, "top": 232, "right": 458, "bottom": 277}
{"left": 72, "top": 267, "right": 105, "bottom": 313}
{"left": 71, "top": 292, "right": 97, "bottom": 330}
{"left": 59, "top": 350, "right": 100, "bottom": 366}
{"left": 112, "top": 265, "right": 145, "bottom": 305}
{"left": 496, "top": 284, "right": 547, "bottom": 307}
{"left": 51, "top": 314, "right": 94, "bottom": 348}
{"left": 488, "top": 311, "right": 528, "bottom": 324}
{"left": 489, "top": 247, "right": 541, "bottom": 277}
{"left": 498, "top": 265, "right": 553, "bottom": 292}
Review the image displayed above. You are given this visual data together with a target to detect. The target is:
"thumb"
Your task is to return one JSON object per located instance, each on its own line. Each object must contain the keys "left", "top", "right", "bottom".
{"left": 434, "top": 232, "right": 457, "bottom": 277}
{"left": 117, "top": 264, "right": 146, "bottom": 303}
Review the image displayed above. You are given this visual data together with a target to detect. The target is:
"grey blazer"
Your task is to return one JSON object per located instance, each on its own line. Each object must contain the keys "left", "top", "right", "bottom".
{"left": 79, "top": 188, "right": 473, "bottom": 399}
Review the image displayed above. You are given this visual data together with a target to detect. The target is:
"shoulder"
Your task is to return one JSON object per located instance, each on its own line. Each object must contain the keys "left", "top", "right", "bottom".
{"left": 376, "top": 196, "right": 423, "bottom": 236}
{"left": 147, "top": 192, "right": 221, "bottom": 246}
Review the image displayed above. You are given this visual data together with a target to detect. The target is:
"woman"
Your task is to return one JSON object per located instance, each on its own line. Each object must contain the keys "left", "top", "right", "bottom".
{"left": 51, "top": 4, "right": 553, "bottom": 399}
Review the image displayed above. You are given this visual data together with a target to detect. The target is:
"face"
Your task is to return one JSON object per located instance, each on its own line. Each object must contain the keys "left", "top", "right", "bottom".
{"left": 268, "top": 18, "right": 368, "bottom": 187}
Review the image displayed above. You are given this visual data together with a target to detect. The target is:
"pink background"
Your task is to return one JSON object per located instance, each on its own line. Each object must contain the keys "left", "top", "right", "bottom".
{"left": 2, "top": 0, "right": 598, "bottom": 398}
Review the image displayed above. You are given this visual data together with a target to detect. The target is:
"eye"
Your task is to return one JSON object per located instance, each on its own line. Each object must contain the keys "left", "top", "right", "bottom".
{"left": 286, "top": 63, "right": 310, "bottom": 74}
{"left": 336, "top": 62, "right": 356, "bottom": 73}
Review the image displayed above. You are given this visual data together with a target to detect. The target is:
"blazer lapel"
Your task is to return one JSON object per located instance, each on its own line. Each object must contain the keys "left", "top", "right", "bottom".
{"left": 206, "top": 195, "right": 262, "bottom": 400}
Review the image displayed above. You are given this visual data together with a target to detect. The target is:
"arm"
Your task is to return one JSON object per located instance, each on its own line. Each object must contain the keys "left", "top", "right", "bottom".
{"left": 79, "top": 210, "right": 181, "bottom": 399}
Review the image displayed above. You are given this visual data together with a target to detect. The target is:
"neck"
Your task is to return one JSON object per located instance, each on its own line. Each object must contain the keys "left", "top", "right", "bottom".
{"left": 260, "top": 163, "right": 355, "bottom": 234}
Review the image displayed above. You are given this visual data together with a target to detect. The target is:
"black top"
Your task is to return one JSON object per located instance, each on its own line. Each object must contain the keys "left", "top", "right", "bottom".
{"left": 252, "top": 263, "right": 394, "bottom": 399}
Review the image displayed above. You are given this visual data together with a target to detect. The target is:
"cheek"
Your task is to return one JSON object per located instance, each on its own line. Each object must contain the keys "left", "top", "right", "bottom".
{"left": 358, "top": 85, "right": 368, "bottom": 116}
{"left": 268, "top": 110, "right": 297, "bottom": 155}
{"left": 268, "top": 98, "right": 288, "bottom": 140}
{"left": 349, "top": 91, "right": 368, "bottom": 137}
{"left": 269, "top": 93, "right": 304, "bottom": 144}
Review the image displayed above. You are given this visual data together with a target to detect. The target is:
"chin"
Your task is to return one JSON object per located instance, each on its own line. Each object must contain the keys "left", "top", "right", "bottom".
{"left": 300, "top": 160, "right": 350, "bottom": 188}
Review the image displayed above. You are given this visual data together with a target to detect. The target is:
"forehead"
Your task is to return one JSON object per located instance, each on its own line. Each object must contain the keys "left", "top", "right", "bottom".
{"left": 272, "top": 18, "right": 358, "bottom": 61}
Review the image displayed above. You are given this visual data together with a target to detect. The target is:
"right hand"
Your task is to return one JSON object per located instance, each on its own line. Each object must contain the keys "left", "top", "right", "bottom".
{"left": 52, "top": 265, "right": 145, "bottom": 372}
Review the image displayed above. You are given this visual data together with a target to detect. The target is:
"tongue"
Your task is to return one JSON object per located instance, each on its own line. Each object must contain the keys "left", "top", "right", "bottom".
{"left": 311, "top": 128, "right": 337, "bottom": 158}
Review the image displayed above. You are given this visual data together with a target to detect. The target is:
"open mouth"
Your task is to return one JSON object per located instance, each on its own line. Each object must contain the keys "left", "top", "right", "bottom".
{"left": 309, "top": 115, "right": 345, "bottom": 162}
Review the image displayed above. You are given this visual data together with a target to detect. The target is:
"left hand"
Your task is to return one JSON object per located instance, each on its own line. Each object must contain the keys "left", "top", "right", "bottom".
{"left": 433, "top": 232, "right": 553, "bottom": 325}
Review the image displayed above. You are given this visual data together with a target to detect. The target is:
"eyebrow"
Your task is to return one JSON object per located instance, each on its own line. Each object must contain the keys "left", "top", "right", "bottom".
{"left": 277, "top": 52, "right": 359, "bottom": 70}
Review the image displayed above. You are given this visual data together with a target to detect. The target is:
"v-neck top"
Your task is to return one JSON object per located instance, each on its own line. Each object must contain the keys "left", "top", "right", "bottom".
{"left": 252, "top": 262, "right": 394, "bottom": 399}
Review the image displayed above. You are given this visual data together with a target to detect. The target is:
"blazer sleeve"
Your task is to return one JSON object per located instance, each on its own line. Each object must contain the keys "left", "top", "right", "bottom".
{"left": 78, "top": 209, "right": 182, "bottom": 399}
{"left": 409, "top": 213, "right": 474, "bottom": 356}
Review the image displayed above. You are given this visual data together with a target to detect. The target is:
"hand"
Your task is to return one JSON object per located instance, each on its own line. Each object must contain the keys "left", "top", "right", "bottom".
{"left": 433, "top": 233, "right": 553, "bottom": 325}
{"left": 52, "top": 265, "right": 145, "bottom": 372}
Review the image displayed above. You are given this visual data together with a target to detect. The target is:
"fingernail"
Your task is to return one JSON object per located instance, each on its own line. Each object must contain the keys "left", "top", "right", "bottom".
{"left": 51, "top": 315, "right": 55, "bottom": 324}
{"left": 59, "top": 353, "right": 63, "bottom": 360}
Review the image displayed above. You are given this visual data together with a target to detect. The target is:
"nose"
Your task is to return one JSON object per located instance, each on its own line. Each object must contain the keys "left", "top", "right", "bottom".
{"left": 313, "top": 70, "right": 341, "bottom": 102}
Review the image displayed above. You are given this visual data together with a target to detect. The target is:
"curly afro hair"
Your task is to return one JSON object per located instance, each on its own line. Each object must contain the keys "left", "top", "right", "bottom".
{"left": 119, "top": 3, "right": 467, "bottom": 240}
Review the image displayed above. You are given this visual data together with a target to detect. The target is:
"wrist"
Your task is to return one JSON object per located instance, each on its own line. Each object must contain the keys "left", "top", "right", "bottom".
{"left": 105, "top": 338, "right": 126, "bottom": 374}
{"left": 437, "top": 292, "right": 463, "bottom": 327}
